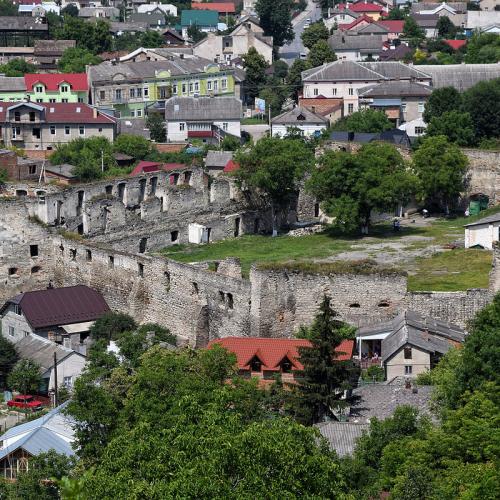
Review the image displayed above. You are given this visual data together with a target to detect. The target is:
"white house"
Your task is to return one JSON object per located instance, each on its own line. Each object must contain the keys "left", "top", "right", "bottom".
{"left": 164, "top": 96, "right": 242, "bottom": 142}
{"left": 464, "top": 213, "right": 500, "bottom": 250}
{"left": 137, "top": 2, "right": 178, "bottom": 16}
{"left": 271, "top": 106, "right": 329, "bottom": 138}
{"left": 325, "top": 8, "right": 359, "bottom": 31}
{"left": 398, "top": 117, "right": 427, "bottom": 138}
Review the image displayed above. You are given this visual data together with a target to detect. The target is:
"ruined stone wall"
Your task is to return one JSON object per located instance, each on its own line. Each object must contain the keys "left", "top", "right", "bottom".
{"left": 463, "top": 149, "right": 500, "bottom": 204}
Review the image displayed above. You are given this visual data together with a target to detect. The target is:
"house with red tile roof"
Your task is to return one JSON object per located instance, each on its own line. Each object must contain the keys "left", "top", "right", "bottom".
{"left": 208, "top": 337, "right": 354, "bottom": 384}
{"left": 0, "top": 102, "right": 115, "bottom": 154}
{"left": 338, "top": 2, "right": 387, "bottom": 20}
{"left": 443, "top": 39, "right": 467, "bottom": 51}
{"left": 24, "top": 74, "right": 89, "bottom": 104}
{"left": 191, "top": 2, "right": 236, "bottom": 14}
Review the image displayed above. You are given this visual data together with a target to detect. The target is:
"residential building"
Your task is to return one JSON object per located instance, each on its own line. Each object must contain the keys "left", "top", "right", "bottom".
{"left": 325, "top": 8, "right": 359, "bottom": 31}
{"left": 410, "top": 2, "right": 466, "bottom": 27}
{"left": 301, "top": 60, "right": 431, "bottom": 116}
{"left": 465, "top": 11, "right": 500, "bottom": 35}
{"left": 412, "top": 14, "right": 439, "bottom": 38}
{"left": 329, "top": 129, "right": 412, "bottom": 148}
{"left": 0, "top": 102, "right": 116, "bottom": 152}
{"left": 205, "top": 150, "right": 234, "bottom": 175}
{"left": 118, "top": 47, "right": 194, "bottom": 63}
{"left": 18, "top": 2, "right": 60, "bottom": 16}
{"left": 339, "top": 14, "right": 377, "bottom": 32}
{"left": 0, "top": 148, "right": 42, "bottom": 181}
{"left": 88, "top": 57, "right": 238, "bottom": 118}
{"left": 193, "top": 19, "right": 273, "bottom": 65}
{"left": 191, "top": 2, "right": 236, "bottom": 14}
{"left": 0, "top": 77, "right": 26, "bottom": 103}
{"left": 130, "top": 160, "right": 188, "bottom": 176}
{"left": 464, "top": 213, "right": 500, "bottom": 250}
{"left": 128, "top": 12, "right": 167, "bottom": 30}
{"left": 162, "top": 29, "right": 186, "bottom": 46}
{"left": 0, "top": 16, "right": 49, "bottom": 47}
{"left": 356, "top": 311, "right": 465, "bottom": 379}
{"left": 137, "top": 3, "right": 178, "bottom": 16}
{"left": 0, "top": 46, "right": 35, "bottom": 65}
{"left": 271, "top": 106, "right": 329, "bottom": 138}
{"left": 14, "top": 334, "right": 87, "bottom": 390}
{"left": 377, "top": 20, "right": 405, "bottom": 40}
{"left": 328, "top": 32, "right": 385, "bottom": 61}
{"left": 78, "top": 6, "right": 120, "bottom": 20}
{"left": 298, "top": 96, "right": 344, "bottom": 124}
{"left": 398, "top": 117, "right": 427, "bottom": 139}
{"left": 180, "top": 10, "right": 219, "bottom": 39}
{"left": 480, "top": 24, "right": 500, "bottom": 34}
{"left": 379, "top": 43, "right": 413, "bottom": 61}
{"left": 33, "top": 39, "right": 76, "bottom": 71}
{"left": 108, "top": 21, "right": 150, "bottom": 35}
{"left": 337, "top": 2, "right": 387, "bottom": 21}
{"left": 0, "top": 285, "right": 109, "bottom": 347}
{"left": 443, "top": 39, "right": 467, "bottom": 51}
{"left": 316, "top": 422, "right": 370, "bottom": 457}
{"left": 24, "top": 73, "right": 89, "bottom": 104}
{"left": 208, "top": 337, "right": 354, "bottom": 385}
{"left": 44, "top": 163, "right": 79, "bottom": 184}
{"left": 0, "top": 403, "right": 76, "bottom": 480}
{"left": 164, "top": 96, "right": 242, "bottom": 142}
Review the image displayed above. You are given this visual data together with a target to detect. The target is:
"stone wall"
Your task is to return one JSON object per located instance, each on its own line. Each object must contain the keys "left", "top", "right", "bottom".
{"left": 464, "top": 149, "right": 500, "bottom": 204}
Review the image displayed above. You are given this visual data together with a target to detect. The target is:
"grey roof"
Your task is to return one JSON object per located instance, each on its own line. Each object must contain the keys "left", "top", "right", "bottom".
{"left": 0, "top": 17, "right": 49, "bottom": 31}
{"left": 379, "top": 45, "right": 413, "bottom": 62}
{"left": 329, "top": 130, "right": 411, "bottom": 147}
{"left": 128, "top": 12, "right": 166, "bottom": 25}
{"left": 205, "top": 150, "right": 233, "bottom": 168}
{"left": 315, "top": 422, "right": 369, "bottom": 457}
{"left": 33, "top": 39, "right": 75, "bottom": 55}
{"left": 330, "top": 131, "right": 379, "bottom": 143}
{"left": 357, "top": 23, "right": 389, "bottom": 34}
{"left": 351, "top": 382, "right": 433, "bottom": 422}
{"left": 117, "top": 117, "right": 151, "bottom": 139}
{"left": 359, "top": 81, "right": 432, "bottom": 98}
{"left": 108, "top": 21, "right": 149, "bottom": 33}
{"left": 328, "top": 8, "right": 359, "bottom": 19}
{"left": 417, "top": 63, "right": 500, "bottom": 92}
{"left": 79, "top": 7, "right": 119, "bottom": 17}
{"left": 411, "top": 2, "right": 466, "bottom": 13}
{"left": 0, "top": 77, "right": 25, "bottom": 92}
{"left": 272, "top": 106, "right": 329, "bottom": 125}
{"left": 0, "top": 403, "right": 75, "bottom": 461}
{"left": 89, "top": 56, "right": 223, "bottom": 83}
{"left": 302, "top": 60, "right": 431, "bottom": 82}
{"left": 328, "top": 32, "right": 384, "bottom": 52}
{"left": 15, "top": 334, "right": 84, "bottom": 375}
{"left": 45, "top": 163, "right": 78, "bottom": 179}
{"left": 464, "top": 212, "right": 500, "bottom": 227}
{"left": 413, "top": 14, "right": 439, "bottom": 28}
{"left": 165, "top": 96, "right": 242, "bottom": 121}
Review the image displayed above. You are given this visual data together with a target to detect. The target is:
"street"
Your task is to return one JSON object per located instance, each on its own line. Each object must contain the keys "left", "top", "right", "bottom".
{"left": 279, "top": 0, "right": 323, "bottom": 65}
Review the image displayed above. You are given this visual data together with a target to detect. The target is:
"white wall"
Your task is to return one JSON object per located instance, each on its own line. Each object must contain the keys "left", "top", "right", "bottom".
{"left": 166, "top": 121, "right": 188, "bottom": 142}
{"left": 1, "top": 308, "right": 33, "bottom": 344}
{"left": 213, "top": 120, "right": 241, "bottom": 137}
{"left": 386, "top": 346, "right": 430, "bottom": 379}
{"left": 48, "top": 353, "right": 87, "bottom": 391}
{"left": 465, "top": 222, "right": 500, "bottom": 250}
{"left": 271, "top": 123, "right": 327, "bottom": 137}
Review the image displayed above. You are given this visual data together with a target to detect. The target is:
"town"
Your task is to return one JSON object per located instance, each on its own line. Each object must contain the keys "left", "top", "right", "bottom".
{"left": 0, "top": 0, "right": 498, "bottom": 497}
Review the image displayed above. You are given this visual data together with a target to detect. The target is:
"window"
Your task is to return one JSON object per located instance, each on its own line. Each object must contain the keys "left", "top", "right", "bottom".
{"left": 332, "top": 88, "right": 337, "bottom": 96}
{"left": 194, "top": 81, "right": 199, "bottom": 92}
{"left": 61, "top": 98, "right": 68, "bottom": 103}
{"left": 14, "top": 111, "right": 20, "bottom": 122}
{"left": 36, "top": 85, "right": 43, "bottom": 93}
{"left": 401, "top": 103, "right": 407, "bottom": 113}
{"left": 222, "top": 122, "right": 228, "bottom": 131}
{"left": 213, "top": 80, "right": 218, "bottom": 91}
{"left": 250, "top": 356, "right": 262, "bottom": 372}
{"left": 182, "top": 83, "right": 187, "bottom": 94}
{"left": 130, "top": 110, "right": 136, "bottom": 118}
{"left": 189, "top": 82, "right": 193, "bottom": 93}
{"left": 32, "top": 127, "right": 41, "bottom": 139}
{"left": 404, "top": 347, "right": 412, "bottom": 360}
{"left": 8, "top": 267, "right": 17, "bottom": 276}
{"left": 129, "top": 88, "right": 135, "bottom": 98}
{"left": 136, "top": 109, "right": 142, "bottom": 117}
{"left": 418, "top": 102, "right": 425, "bottom": 113}
{"left": 115, "top": 89, "right": 122, "bottom": 101}
{"left": 61, "top": 85, "right": 69, "bottom": 92}
{"left": 207, "top": 80, "right": 212, "bottom": 91}
{"left": 349, "top": 88, "right": 354, "bottom": 96}
{"left": 171, "top": 230, "right": 179, "bottom": 242}
{"left": 50, "top": 125, "right": 56, "bottom": 135}
{"left": 179, "top": 123, "right": 185, "bottom": 131}
{"left": 79, "top": 125, "right": 85, "bottom": 136}
{"left": 139, "top": 237, "right": 147, "bottom": 253}
{"left": 313, "top": 88, "right": 319, "bottom": 96}
{"left": 108, "top": 255, "right": 114, "bottom": 268}
{"left": 221, "top": 78, "right": 227, "bottom": 90}
{"left": 348, "top": 103, "right": 354, "bottom": 114}
{"left": 13, "top": 304, "right": 20, "bottom": 315}
{"left": 36, "top": 99, "right": 43, "bottom": 103}
{"left": 86, "top": 249, "right": 92, "bottom": 261}
{"left": 30, "top": 244, "right": 38, "bottom": 257}
{"left": 415, "top": 126, "right": 426, "bottom": 135}
{"left": 8, "top": 326, "right": 14, "bottom": 337}
{"left": 99, "top": 90, "right": 105, "bottom": 100}
{"left": 63, "top": 376, "right": 73, "bottom": 388}
{"left": 65, "top": 126, "right": 70, "bottom": 135}
{"left": 138, "top": 262, "right": 144, "bottom": 277}
{"left": 143, "top": 87, "right": 149, "bottom": 97}
{"left": 49, "top": 98, "right": 56, "bottom": 103}
{"left": 29, "top": 164, "right": 36, "bottom": 175}
{"left": 226, "top": 292, "right": 233, "bottom": 309}
{"left": 173, "top": 83, "right": 178, "bottom": 94}
{"left": 11, "top": 126, "right": 20, "bottom": 138}
{"left": 29, "top": 111, "right": 35, "bottom": 122}
{"left": 78, "top": 97, "right": 84, "bottom": 103}
{"left": 405, "top": 365, "right": 412, "bottom": 375}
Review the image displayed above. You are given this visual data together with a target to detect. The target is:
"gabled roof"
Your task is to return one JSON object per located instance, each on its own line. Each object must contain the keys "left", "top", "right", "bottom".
{"left": 0, "top": 16, "right": 48, "bottom": 31}
{"left": 33, "top": 39, "right": 75, "bottom": 55}
{"left": 205, "top": 150, "right": 234, "bottom": 168}
{"left": 357, "top": 22, "right": 389, "bottom": 34}
{"left": 358, "top": 80, "right": 432, "bottom": 97}
{"left": 379, "top": 44, "right": 413, "bottom": 61}
{"left": 1, "top": 285, "right": 110, "bottom": 330}
{"left": 443, "top": 39, "right": 467, "bottom": 51}
{"left": 329, "top": 32, "right": 384, "bottom": 51}
{"left": 165, "top": 96, "right": 242, "bottom": 121}
{"left": 0, "top": 77, "right": 26, "bottom": 92}
{"left": 208, "top": 337, "right": 354, "bottom": 371}
{"left": 378, "top": 20, "right": 405, "bottom": 32}
{"left": 316, "top": 422, "right": 369, "bottom": 457}
{"left": 338, "top": 2, "right": 384, "bottom": 12}
{"left": 181, "top": 10, "right": 219, "bottom": 27}
{"left": 192, "top": 2, "right": 236, "bottom": 14}
{"left": 24, "top": 73, "right": 88, "bottom": 92}
{"left": 340, "top": 14, "right": 375, "bottom": 31}
{"left": 272, "top": 106, "right": 329, "bottom": 125}
{"left": 412, "top": 14, "right": 439, "bottom": 28}
{"left": 464, "top": 212, "right": 500, "bottom": 227}
{"left": 130, "top": 161, "right": 187, "bottom": 176}
{"left": 223, "top": 159, "right": 239, "bottom": 173}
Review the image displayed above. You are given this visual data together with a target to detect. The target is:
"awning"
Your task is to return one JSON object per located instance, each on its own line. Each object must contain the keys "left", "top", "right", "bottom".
{"left": 61, "top": 321, "right": 94, "bottom": 334}
{"left": 357, "top": 333, "right": 391, "bottom": 341}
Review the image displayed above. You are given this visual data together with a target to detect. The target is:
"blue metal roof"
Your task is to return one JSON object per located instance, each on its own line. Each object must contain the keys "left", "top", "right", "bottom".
{"left": 371, "top": 98, "right": 402, "bottom": 106}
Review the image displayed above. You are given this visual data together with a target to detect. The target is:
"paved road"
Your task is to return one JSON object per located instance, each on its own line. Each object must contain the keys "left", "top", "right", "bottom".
{"left": 242, "top": 124, "right": 270, "bottom": 141}
{"left": 280, "top": 0, "right": 323, "bottom": 65}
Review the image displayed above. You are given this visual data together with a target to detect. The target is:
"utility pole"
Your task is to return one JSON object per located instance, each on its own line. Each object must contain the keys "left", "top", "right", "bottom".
{"left": 53, "top": 352, "right": 58, "bottom": 408}
{"left": 268, "top": 105, "right": 272, "bottom": 137}
{"left": 101, "top": 149, "right": 104, "bottom": 172}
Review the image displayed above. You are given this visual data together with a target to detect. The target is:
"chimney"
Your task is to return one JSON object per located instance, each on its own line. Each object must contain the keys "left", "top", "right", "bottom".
{"left": 93, "top": 107, "right": 98, "bottom": 119}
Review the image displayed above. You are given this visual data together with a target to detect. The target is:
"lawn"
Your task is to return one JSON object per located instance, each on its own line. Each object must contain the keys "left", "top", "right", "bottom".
{"left": 241, "top": 117, "right": 268, "bottom": 125}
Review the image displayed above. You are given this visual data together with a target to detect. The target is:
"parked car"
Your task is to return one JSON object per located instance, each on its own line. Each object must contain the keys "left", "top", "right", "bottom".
{"left": 7, "top": 395, "right": 43, "bottom": 411}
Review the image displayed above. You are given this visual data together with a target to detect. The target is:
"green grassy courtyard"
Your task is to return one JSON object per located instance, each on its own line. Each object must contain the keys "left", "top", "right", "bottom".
{"left": 160, "top": 208, "right": 499, "bottom": 292}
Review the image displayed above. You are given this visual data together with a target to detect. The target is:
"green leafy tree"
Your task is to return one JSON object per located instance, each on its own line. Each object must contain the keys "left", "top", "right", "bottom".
{"left": 437, "top": 16, "right": 457, "bottom": 38}
{"left": 462, "top": 78, "right": 500, "bottom": 140}
{"left": 272, "top": 59, "right": 289, "bottom": 80}
{"left": 403, "top": 17, "right": 425, "bottom": 45}
{"left": 146, "top": 112, "right": 166, "bottom": 142}
{"left": 307, "top": 39, "right": 337, "bottom": 68}
{"left": 422, "top": 86, "right": 462, "bottom": 123}
{"left": 259, "top": 79, "right": 288, "bottom": 116}
{"left": 332, "top": 108, "right": 393, "bottom": 133}
{"left": 426, "top": 110, "right": 476, "bottom": 146}
{"left": 289, "top": 296, "right": 358, "bottom": 425}
{"left": 61, "top": 4, "right": 79, "bottom": 17}
{"left": 387, "top": 7, "right": 406, "bottom": 20}
{"left": 58, "top": 47, "right": 101, "bottom": 73}
{"left": 412, "top": 135, "right": 468, "bottom": 212}
{"left": 139, "top": 30, "right": 164, "bottom": 48}
{"left": 256, "top": 0, "right": 294, "bottom": 47}
{"left": 187, "top": 24, "right": 207, "bottom": 43}
{"left": 0, "top": 168, "right": 8, "bottom": 184}
{"left": 220, "top": 135, "right": 241, "bottom": 151}
{"left": 0, "top": 336, "right": 18, "bottom": 389}
{"left": 307, "top": 143, "right": 415, "bottom": 233}
{"left": 113, "top": 134, "right": 152, "bottom": 160}
{"left": 53, "top": 17, "right": 112, "bottom": 54}
{"left": 7, "top": 359, "right": 41, "bottom": 395}
{"left": 464, "top": 33, "right": 500, "bottom": 63}
{"left": 0, "top": 0, "right": 17, "bottom": 15}
{"left": 301, "top": 21, "right": 329, "bottom": 50}
{"left": 235, "top": 137, "right": 314, "bottom": 233}
{"left": 242, "top": 47, "right": 268, "bottom": 100}
{"left": 89, "top": 311, "right": 137, "bottom": 343}
{"left": 0, "top": 59, "right": 37, "bottom": 77}
{"left": 286, "top": 58, "right": 309, "bottom": 100}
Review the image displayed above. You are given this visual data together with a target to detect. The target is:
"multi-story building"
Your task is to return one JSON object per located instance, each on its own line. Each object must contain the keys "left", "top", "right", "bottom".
{"left": 0, "top": 102, "right": 115, "bottom": 152}
{"left": 88, "top": 57, "right": 238, "bottom": 118}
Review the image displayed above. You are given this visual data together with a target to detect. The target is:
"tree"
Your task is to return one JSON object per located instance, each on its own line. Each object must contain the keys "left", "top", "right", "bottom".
{"left": 286, "top": 58, "right": 309, "bottom": 101}
{"left": 235, "top": 137, "right": 314, "bottom": 233}
{"left": 146, "top": 112, "right": 166, "bottom": 142}
{"left": 426, "top": 110, "right": 476, "bottom": 146}
{"left": 0, "top": 0, "right": 17, "bottom": 15}
{"left": 412, "top": 135, "right": 468, "bottom": 212}
{"left": 387, "top": 7, "right": 406, "bottom": 20}
{"left": 259, "top": 80, "right": 288, "bottom": 116}
{"left": 462, "top": 78, "right": 500, "bottom": 140}
{"left": 255, "top": 0, "right": 294, "bottom": 47}
{"left": 113, "top": 134, "right": 152, "bottom": 160}
{"left": 242, "top": 47, "right": 268, "bottom": 100}
{"left": 8, "top": 359, "right": 41, "bottom": 395}
{"left": 140, "top": 30, "right": 164, "bottom": 48}
{"left": 301, "top": 21, "right": 329, "bottom": 50}
{"left": 403, "top": 17, "right": 425, "bottom": 45}
{"left": 289, "top": 296, "right": 358, "bottom": 425}
{"left": 437, "top": 16, "right": 457, "bottom": 38}
{"left": 0, "top": 58, "right": 37, "bottom": 77}
{"left": 422, "top": 86, "right": 462, "bottom": 123}
{"left": 220, "top": 135, "right": 241, "bottom": 151}
{"left": 307, "top": 40, "right": 337, "bottom": 68}
{"left": 0, "top": 168, "right": 8, "bottom": 184}
{"left": 52, "top": 17, "right": 112, "bottom": 54}
{"left": 464, "top": 33, "right": 500, "bottom": 63}
{"left": 307, "top": 143, "right": 415, "bottom": 233}
{"left": 61, "top": 3, "right": 79, "bottom": 17}
{"left": 273, "top": 59, "right": 289, "bottom": 80}
{"left": 332, "top": 109, "right": 393, "bottom": 133}
{"left": 58, "top": 47, "right": 101, "bottom": 73}
{"left": 89, "top": 311, "right": 137, "bottom": 343}
{"left": 187, "top": 24, "right": 207, "bottom": 43}
{"left": 0, "top": 336, "right": 18, "bottom": 389}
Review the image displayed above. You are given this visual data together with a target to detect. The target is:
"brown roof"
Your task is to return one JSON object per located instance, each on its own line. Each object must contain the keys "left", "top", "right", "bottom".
{"left": 3, "top": 285, "right": 110, "bottom": 329}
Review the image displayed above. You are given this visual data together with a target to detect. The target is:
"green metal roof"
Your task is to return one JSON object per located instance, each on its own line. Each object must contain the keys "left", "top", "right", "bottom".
{"left": 180, "top": 10, "right": 218, "bottom": 27}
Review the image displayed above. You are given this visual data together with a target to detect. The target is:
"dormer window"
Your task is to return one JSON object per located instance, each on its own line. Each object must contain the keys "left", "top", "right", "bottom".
{"left": 14, "top": 111, "right": 20, "bottom": 122}
{"left": 35, "top": 86, "right": 43, "bottom": 93}
{"left": 297, "top": 113, "right": 306, "bottom": 121}
{"left": 249, "top": 355, "right": 262, "bottom": 372}
{"left": 61, "top": 85, "right": 69, "bottom": 93}
{"left": 280, "top": 357, "right": 293, "bottom": 373}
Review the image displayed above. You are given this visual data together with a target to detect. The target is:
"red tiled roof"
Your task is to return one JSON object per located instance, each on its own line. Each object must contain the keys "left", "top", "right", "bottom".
{"left": 0, "top": 102, "right": 115, "bottom": 124}
{"left": 341, "top": 14, "right": 374, "bottom": 31}
{"left": 3, "top": 285, "right": 110, "bottom": 330}
{"left": 443, "top": 39, "right": 467, "bottom": 50}
{"left": 16, "top": 0, "right": 42, "bottom": 4}
{"left": 339, "top": 2, "right": 384, "bottom": 12}
{"left": 130, "top": 161, "right": 187, "bottom": 176}
{"left": 223, "top": 159, "right": 239, "bottom": 173}
{"left": 192, "top": 2, "right": 235, "bottom": 13}
{"left": 208, "top": 337, "right": 354, "bottom": 371}
{"left": 24, "top": 73, "right": 88, "bottom": 92}
{"left": 378, "top": 20, "right": 404, "bottom": 32}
